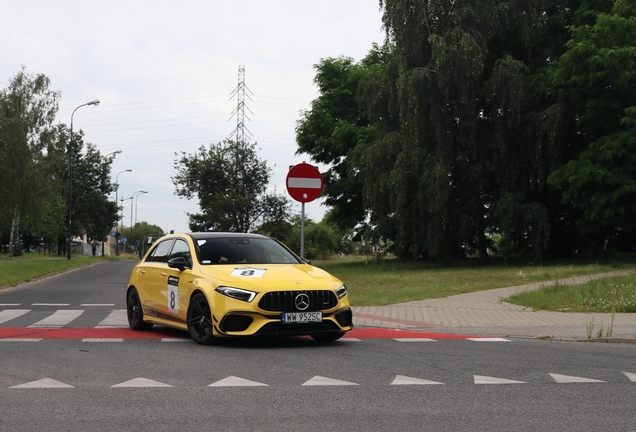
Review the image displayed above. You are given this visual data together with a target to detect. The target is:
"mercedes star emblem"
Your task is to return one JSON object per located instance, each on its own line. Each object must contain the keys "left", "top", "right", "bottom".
{"left": 295, "top": 293, "right": 310, "bottom": 311}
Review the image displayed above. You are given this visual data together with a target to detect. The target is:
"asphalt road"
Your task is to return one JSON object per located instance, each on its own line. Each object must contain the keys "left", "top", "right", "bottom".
{"left": 1, "top": 261, "right": 636, "bottom": 431}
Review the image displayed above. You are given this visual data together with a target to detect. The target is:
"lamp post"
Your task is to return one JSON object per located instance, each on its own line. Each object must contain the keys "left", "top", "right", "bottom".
{"left": 68, "top": 99, "right": 100, "bottom": 260}
{"left": 105, "top": 150, "right": 122, "bottom": 160}
{"left": 114, "top": 169, "right": 132, "bottom": 255}
{"left": 120, "top": 196, "right": 133, "bottom": 254}
{"left": 132, "top": 190, "right": 148, "bottom": 250}
{"left": 101, "top": 151, "right": 122, "bottom": 256}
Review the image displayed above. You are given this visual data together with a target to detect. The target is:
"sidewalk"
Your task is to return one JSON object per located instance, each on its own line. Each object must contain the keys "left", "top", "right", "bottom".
{"left": 351, "top": 269, "right": 636, "bottom": 340}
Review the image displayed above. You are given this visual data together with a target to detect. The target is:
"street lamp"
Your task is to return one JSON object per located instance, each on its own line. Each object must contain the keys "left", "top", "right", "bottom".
{"left": 120, "top": 196, "right": 133, "bottom": 254}
{"left": 105, "top": 150, "right": 122, "bottom": 160}
{"left": 132, "top": 190, "right": 148, "bottom": 249}
{"left": 114, "top": 169, "right": 132, "bottom": 255}
{"left": 68, "top": 99, "right": 100, "bottom": 260}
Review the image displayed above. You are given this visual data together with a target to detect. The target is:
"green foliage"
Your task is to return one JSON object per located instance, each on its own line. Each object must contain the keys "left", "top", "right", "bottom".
{"left": 0, "top": 67, "right": 60, "bottom": 255}
{"left": 278, "top": 216, "right": 340, "bottom": 260}
{"left": 173, "top": 139, "right": 291, "bottom": 232}
{"left": 0, "top": 67, "right": 119, "bottom": 255}
{"left": 353, "top": 0, "right": 559, "bottom": 263}
{"left": 549, "top": 0, "right": 636, "bottom": 238}
{"left": 295, "top": 50, "right": 384, "bottom": 230}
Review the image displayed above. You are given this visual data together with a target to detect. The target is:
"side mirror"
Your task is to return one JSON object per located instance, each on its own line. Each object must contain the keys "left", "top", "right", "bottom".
{"left": 168, "top": 257, "right": 187, "bottom": 271}
{"left": 301, "top": 257, "right": 312, "bottom": 264}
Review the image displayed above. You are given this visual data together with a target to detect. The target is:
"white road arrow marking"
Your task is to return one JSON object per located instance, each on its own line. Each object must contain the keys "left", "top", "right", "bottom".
{"left": 208, "top": 376, "right": 268, "bottom": 387}
{"left": 11, "top": 378, "right": 74, "bottom": 388}
{"left": 474, "top": 375, "right": 526, "bottom": 384}
{"left": 302, "top": 376, "right": 358, "bottom": 386}
{"left": 111, "top": 378, "right": 173, "bottom": 387}
{"left": 622, "top": 371, "right": 636, "bottom": 382}
{"left": 391, "top": 375, "right": 444, "bottom": 385}
{"left": 549, "top": 373, "right": 604, "bottom": 383}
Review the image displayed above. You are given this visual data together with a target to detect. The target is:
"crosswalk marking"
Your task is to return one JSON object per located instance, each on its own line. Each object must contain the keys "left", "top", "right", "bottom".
{"left": 394, "top": 338, "right": 437, "bottom": 342}
{"left": 0, "top": 338, "right": 42, "bottom": 342}
{"left": 82, "top": 338, "right": 124, "bottom": 342}
{"left": 81, "top": 303, "right": 115, "bottom": 307}
{"left": 31, "top": 303, "right": 70, "bottom": 307}
{"left": 0, "top": 304, "right": 21, "bottom": 307}
{"left": 95, "top": 310, "right": 128, "bottom": 328}
{"left": 0, "top": 309, "right": 30, "bottom": 324}
{"left": 28, "top": 310, "right": 84, "bottom": 328}
{"left": 467, "top": 338, "right": 510, "bottom": 342}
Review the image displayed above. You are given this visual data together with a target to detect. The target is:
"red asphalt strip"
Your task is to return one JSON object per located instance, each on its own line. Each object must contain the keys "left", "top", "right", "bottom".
{"left": 0, "top": 327, "right": 481, "bottom": 339}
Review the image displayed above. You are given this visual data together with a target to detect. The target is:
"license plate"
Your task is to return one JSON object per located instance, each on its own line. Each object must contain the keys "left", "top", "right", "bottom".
{"left": 281, "top": 311, "right": 322, "bottom": 323}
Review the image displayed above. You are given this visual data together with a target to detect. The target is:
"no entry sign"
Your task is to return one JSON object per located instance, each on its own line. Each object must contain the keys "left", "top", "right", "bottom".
{"left": 286, "top": 163, "right": 323, "bottom": 203}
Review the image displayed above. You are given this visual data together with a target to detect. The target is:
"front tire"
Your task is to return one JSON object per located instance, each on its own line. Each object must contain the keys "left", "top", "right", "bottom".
{"left": 127, "top": 288, "right": 153, "bottom": 331}
{"left": 310, "top": 331, "right": 345, "bottom": 342}
{"left": 187, "top": 292, "right": 217, "bottom": 345}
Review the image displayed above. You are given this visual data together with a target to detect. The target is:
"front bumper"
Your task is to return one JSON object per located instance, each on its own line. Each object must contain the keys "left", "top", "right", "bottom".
{"left": 215, "top": 307, "right": 353, "bottom": 337}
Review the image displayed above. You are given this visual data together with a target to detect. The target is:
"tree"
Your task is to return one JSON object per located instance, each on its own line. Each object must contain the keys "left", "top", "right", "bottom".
{"left": 173, "top": 139, "right": 291, "bottom": 232}
{"left": 295, "top": 50, "right": 384, "bottom": 231}
{"left": 349, "top": 0, "right": 567, "bottom": 263}
{"left": 548, "top": 0, "right": 636, "bottom": 248}
{"left": 0, "top": 67, "right": 60, "bottom": 256}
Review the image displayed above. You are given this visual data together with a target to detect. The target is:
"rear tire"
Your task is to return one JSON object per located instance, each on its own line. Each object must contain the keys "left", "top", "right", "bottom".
{"left": 310, "top": 331, "right": 345, "bottom": 342}
{"left": 127, "top": 288, "right": 153, "bottom": 331}
{"left": 187, "top": 292, "right": 217, "bottom": 345}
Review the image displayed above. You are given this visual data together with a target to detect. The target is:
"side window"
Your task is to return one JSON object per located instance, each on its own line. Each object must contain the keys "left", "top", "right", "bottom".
{"left": 170, "top": 239, "right": 192, "bottom": 268}
{"left": 146, "top": 239, "right": 175, "bottom": 263}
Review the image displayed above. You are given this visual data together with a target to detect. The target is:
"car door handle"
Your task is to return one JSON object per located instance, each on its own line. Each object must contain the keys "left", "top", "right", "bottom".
{"left": 160, "top": 272, "right": 167, "bottom": 277}
{"left": 139, "top": 269, "right": 146, "bottom": 275}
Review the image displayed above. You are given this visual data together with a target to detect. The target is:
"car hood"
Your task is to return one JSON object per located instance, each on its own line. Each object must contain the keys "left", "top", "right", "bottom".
{"left": 197, "top": 263, "right": 342, "bottom": 291}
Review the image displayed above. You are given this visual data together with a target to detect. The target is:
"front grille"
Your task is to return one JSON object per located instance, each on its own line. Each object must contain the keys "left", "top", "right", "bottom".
{"left": 259, "top": 290, "right": 338, "bottom": 312}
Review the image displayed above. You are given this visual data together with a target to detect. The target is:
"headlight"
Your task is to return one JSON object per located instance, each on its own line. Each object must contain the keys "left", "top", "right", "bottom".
{"left": 336, "top": 285, "right": 347, "bottom": 299}
{"left": 215, "top": 286, "right": 256, "bottom": 302}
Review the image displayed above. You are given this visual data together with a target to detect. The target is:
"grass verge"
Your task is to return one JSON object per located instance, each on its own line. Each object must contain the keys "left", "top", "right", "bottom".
{"left": 0, "top": 253, "right": 134, "bottom": 290}
{"left": 313, "top": 255, "right": 636, "bottom": 307}
{"left": 505, "top": 272, "right": 636, "bottom": 312}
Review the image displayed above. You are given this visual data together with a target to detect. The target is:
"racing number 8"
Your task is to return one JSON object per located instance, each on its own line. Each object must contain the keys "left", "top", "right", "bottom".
{"left": 170, "top": 291, "right": 176, "bottom": 309}
{"left": 241, "top": 270, "right": 255, "bottom": 276}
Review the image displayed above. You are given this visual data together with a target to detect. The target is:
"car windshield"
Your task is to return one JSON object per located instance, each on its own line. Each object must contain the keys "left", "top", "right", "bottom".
{"left": 194, "top": 237, "right": 302, "bottom": 265}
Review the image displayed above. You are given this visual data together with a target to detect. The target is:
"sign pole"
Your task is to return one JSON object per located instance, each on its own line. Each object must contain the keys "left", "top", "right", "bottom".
{"left": 301, "top": 202, "right": 305, "bottom": 258}
{"left": 285, "top": 162, "right": 323, "bottom": 260}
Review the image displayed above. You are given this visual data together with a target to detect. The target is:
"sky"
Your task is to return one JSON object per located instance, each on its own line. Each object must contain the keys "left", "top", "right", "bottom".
{"left": 0, "top": 1, "right": 385, "bottom": 234}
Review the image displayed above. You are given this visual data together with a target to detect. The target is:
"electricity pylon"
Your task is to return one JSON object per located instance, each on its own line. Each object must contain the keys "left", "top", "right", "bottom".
{"left": 229, "top": 65, "right": 254, "bottom": 143}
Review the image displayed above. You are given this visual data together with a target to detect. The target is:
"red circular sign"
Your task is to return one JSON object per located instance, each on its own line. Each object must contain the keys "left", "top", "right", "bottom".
{"left": 286, "top": 163, "right": 324, "bottom": 203}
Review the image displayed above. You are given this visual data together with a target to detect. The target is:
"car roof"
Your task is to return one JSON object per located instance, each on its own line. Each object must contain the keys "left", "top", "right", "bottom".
{"left": 185, "top": 232, "right": 269, "bottom": 241}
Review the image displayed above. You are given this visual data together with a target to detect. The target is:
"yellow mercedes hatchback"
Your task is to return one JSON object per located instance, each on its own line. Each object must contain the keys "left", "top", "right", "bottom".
{"left": 126, "top": 232, "right": 353, "bottom": 344}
